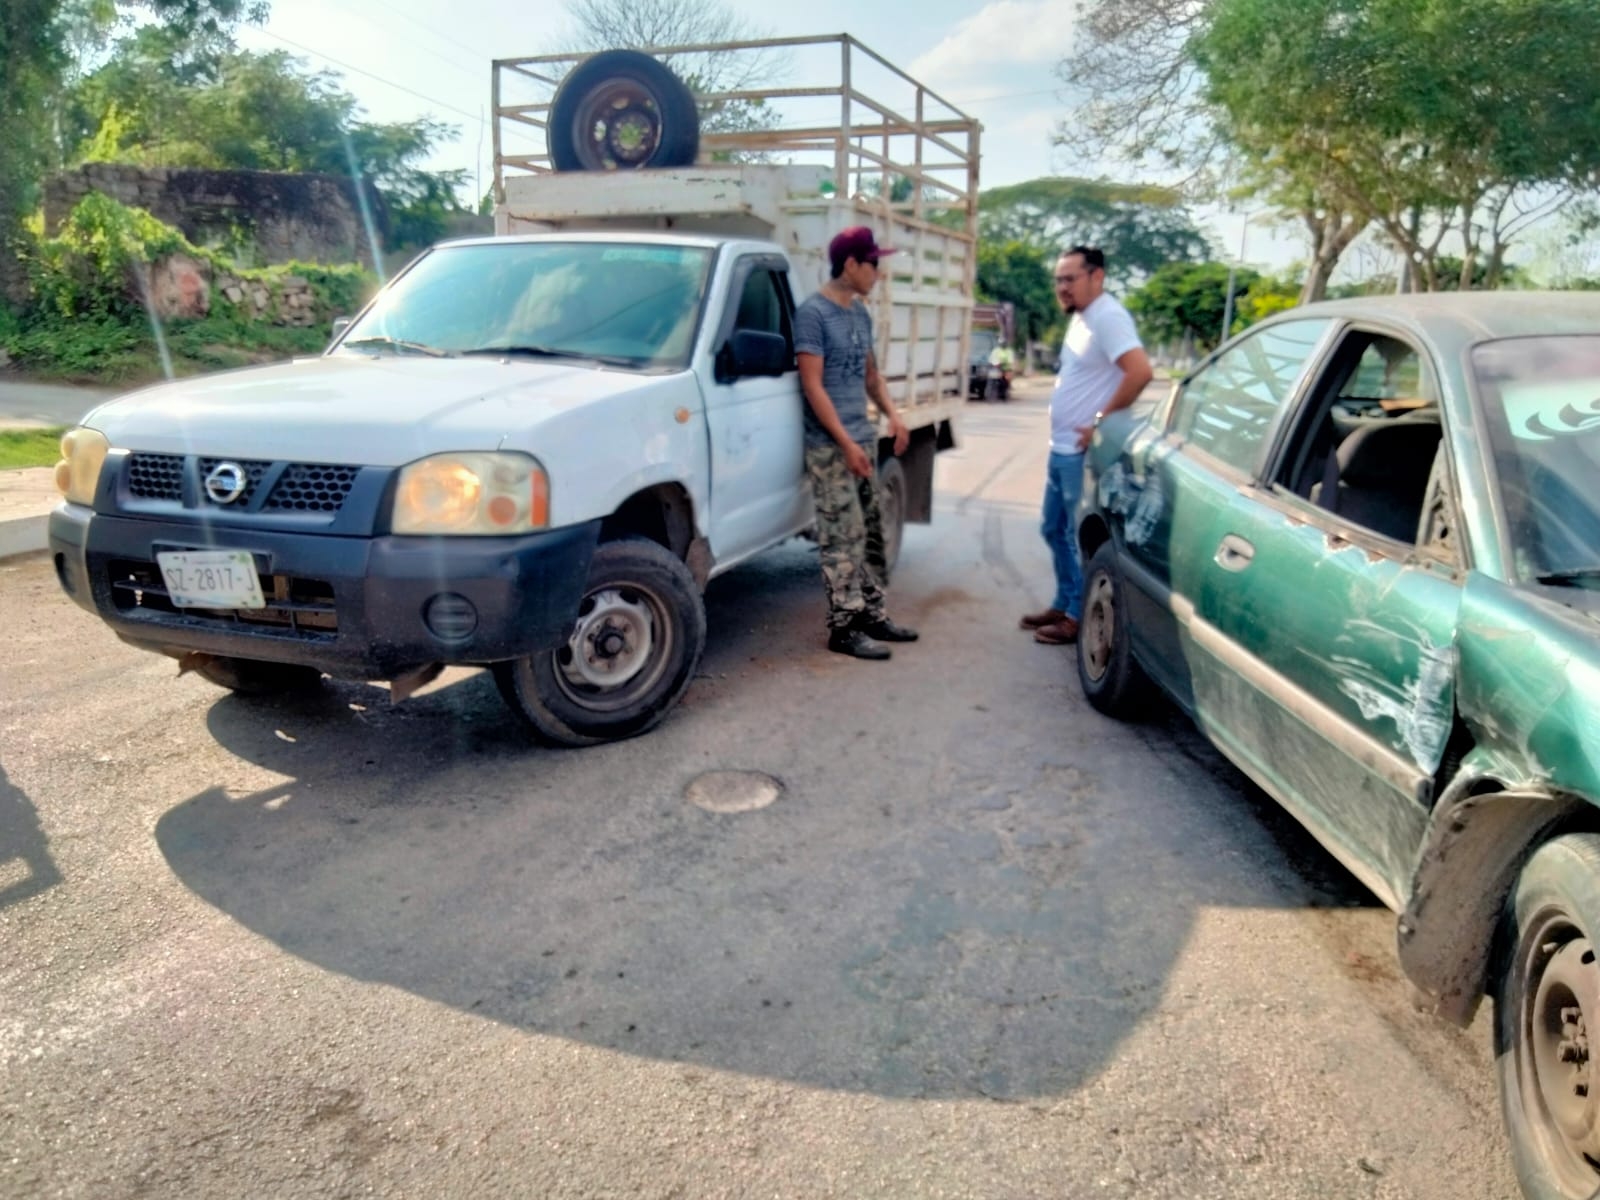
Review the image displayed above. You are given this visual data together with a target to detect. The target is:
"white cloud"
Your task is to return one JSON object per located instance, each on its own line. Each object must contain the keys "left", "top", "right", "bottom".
{"left": 909, "top": 0, "right": 1079, "bottom": 94}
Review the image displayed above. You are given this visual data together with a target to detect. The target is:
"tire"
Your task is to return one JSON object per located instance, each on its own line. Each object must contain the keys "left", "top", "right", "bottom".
{"left": 876, "top": 455, "right": 907, "bottom": 581}
{"left": 1075, "top": 541, "right": 1154, "bottom": 719}
{"left": 548, "top": 50, "right": 700, "bottom": 172}
{"left": 492, "top": 537, "right": 706, "bottom": 746}
{"left": 1495, "top": 834, "right": 1600, "bottom": 1199}
{"left": 193, "top": 656, "right": 324, "bottom": 696}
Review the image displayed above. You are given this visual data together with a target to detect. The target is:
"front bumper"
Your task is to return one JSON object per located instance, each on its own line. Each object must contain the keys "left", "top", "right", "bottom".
{"left": 49, "top": 504, "right": 601, "bottom": 679}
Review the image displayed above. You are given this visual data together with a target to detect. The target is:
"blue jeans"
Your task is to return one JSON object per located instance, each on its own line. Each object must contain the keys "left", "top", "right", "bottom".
{"left": 1041, "top": 451, "right": 1085, "bottom": 619}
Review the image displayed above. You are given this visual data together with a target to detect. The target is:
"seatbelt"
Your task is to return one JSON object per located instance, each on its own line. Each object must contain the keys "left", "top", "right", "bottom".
{"left": 1320, "top": 440, "right": 1342, "bottom": 513}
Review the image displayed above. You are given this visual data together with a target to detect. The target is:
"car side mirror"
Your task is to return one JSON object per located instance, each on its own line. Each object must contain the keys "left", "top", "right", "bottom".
{"left": 331, "top": 316, "right": 353, "bottom": 340}
{"left": 724, "top": 330, "right": 790, "bottom": 379}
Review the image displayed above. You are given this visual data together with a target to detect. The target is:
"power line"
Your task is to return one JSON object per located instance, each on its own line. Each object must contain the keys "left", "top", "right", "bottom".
{"left": 333, "top": 0, "right": 498, "bottom": 80}
{"left": 252, "top": 27, "right": 487, "bottom": 126}
{"left": 951, "top": 85, "right": 1064, "bottom": 107}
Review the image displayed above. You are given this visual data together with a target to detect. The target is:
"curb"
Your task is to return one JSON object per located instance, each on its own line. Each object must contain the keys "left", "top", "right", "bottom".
{"left": 0, "top": 514, "right": 48, "bottom": 562}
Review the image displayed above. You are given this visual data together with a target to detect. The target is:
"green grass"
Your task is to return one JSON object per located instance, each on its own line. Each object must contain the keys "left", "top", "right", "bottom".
{"left": 0, "top": 427, "right": 68, "bottom": 471}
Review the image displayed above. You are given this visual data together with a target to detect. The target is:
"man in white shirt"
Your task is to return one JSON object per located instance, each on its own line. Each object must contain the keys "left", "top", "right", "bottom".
{"left": 1020, "top": 246, "right": 1153, "bottom": 645}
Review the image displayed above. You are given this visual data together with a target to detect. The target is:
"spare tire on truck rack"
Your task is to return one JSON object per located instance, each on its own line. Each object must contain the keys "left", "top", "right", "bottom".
{"left": 548, "top": 49, "right": 701, "bottom": 172}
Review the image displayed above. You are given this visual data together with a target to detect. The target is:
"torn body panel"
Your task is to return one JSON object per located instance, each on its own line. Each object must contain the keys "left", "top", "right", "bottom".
{"left": 1399, "top": 779, "right": 1579, "bottom": 1025}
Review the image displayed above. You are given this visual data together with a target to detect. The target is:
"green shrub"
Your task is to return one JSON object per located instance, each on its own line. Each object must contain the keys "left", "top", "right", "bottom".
{"left": 28, "top": 192, "right": 196, "bottom": 321}
{"left": 8, "top": 194, "right": 377, "bottom": 383}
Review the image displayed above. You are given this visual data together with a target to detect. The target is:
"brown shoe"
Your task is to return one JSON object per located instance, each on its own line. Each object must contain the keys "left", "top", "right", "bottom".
{"left": 1019, "top": 606, "right": 1067, "bottom": 630}
{"left": 1033, "top": 617, "right": 1080, "bottom": 645}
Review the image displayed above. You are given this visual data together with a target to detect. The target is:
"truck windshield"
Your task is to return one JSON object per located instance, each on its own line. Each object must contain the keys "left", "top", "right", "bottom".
{"left": 335, "top": 241, "right": 713, "bottom": 370}
{"left": 1474, "top": 335, "right": 1600, "bottom": 583}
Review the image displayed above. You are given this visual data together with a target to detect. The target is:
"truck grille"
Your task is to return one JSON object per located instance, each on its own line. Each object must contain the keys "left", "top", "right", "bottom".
{"left": 122, "top": 454, "right": 362, "bottom": 516}
{"left": 107, "top": 557, "right": 338, "bottom": 640}
{"left": 128, "top": 454, "right": 185, "bottom": 500}
{"left": 263, "top": 464, "right": 360, "bottom": 513}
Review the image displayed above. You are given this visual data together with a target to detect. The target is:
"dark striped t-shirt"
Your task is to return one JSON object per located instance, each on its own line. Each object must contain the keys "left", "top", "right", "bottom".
{"left": 794, "top": 292, "right": 876, "bottom": 450}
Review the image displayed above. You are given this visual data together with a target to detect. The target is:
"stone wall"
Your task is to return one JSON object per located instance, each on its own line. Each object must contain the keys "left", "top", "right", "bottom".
{"left": 44, "top": 164, "right": 389, "bottom": 270}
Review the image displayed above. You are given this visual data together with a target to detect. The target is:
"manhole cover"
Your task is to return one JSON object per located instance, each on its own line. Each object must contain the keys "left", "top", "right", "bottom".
{"left": 685, "top": 770, "right": 783, "bottom": 814}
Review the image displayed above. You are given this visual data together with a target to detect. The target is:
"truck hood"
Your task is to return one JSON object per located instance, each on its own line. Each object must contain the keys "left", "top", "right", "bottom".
{"left": 80, "top": 355, "right": 676, "bottom": 466}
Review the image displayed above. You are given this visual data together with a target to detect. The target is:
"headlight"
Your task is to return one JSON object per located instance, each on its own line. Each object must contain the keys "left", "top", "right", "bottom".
{"left": 392, "top": 452, "right": 549, "bottom": 535}
{"left": 54, "top": 427, "right": 111, "bottom": 506}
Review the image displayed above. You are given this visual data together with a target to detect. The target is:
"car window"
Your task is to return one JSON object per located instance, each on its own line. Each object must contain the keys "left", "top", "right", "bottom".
{"left": 734, "top": 268, "right": 790, "bottom": 343}
{"left": 1272, "top": 330, "right": 1449, "bottom": 552}
{"left": 1170, "top": 318, "right": 1333, "bottom": 474}
{"left": 1475, "top": 335, "right": 1600, "bottom": 581}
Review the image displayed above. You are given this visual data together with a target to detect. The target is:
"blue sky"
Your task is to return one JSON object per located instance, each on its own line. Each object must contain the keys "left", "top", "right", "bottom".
{"left": 233, "top": 0, "right": 1303, "bottom": 273}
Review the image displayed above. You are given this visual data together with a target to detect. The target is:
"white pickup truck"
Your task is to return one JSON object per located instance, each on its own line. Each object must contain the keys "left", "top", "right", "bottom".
{"left": 47, "top": 37, "right": 980, "bottom": 744}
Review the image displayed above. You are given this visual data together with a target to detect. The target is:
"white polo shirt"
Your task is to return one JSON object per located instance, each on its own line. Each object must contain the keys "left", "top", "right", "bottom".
{"left": 1050, "top": 293, "right": 1143, "bottom": 454}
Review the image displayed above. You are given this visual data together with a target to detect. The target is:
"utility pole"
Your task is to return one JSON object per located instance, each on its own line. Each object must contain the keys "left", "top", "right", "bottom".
{"left": 1220, "top": 215, "right": 1250, "bottom": 346}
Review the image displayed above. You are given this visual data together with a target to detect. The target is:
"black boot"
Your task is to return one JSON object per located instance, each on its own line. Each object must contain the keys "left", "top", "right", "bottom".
{"left": 857, "top": 615, "right": 919, "bottom": 643}
{"left": 828, "top": 627, "right": 892, "bottom": 660}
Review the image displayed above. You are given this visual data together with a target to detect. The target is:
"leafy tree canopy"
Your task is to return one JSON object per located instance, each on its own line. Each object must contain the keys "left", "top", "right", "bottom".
{"left": 1126, "top": 259, "right": 1261, "bottom": 352}
{"left": 1192, "top": 0, "right": 1600, "bottom": 291}
{"left": 975, "top": 240, "right": 1058, "bottom": 350}
{"left": 64, "top": 32, "right": 468, "bottom": 247}
{"left": 978, "top": 176, "right": 1212, "bottom": 287}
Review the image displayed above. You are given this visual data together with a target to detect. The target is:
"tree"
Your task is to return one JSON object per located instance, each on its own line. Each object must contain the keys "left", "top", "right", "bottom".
{"left": 558, "top": 0, "right": 784, "bottom": 146}
{"left": 1126, "top": 260, "right": 1260, "bottom": 352}
{"left": 976, "top": 177, "right": 1212, "bottom": 288}
{"left": 1192, "top": 0, "right": 1600, "bottom": 293}
{"left": 1055, "top": 0, "right": 1214, "bottom": 176}
{"left": 2, "top": 0, "right": 266, "bottom": 297}
{"left": 975, "top": 241, "right": 1057, "bottom": 352}
{"left": 1059, "top": 0, "right": 1378, "bottom": 303}
{"left": 66, "top": 39, "right": 469, "bottom": 248}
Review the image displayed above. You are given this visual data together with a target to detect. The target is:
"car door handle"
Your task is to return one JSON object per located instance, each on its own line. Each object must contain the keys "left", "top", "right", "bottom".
{"left": 1214, "top": 534, "right": 1255, "bottom": 571}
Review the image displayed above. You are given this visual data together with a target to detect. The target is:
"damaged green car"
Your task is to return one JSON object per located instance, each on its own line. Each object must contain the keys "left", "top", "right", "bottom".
{"left": 1074, "top": 293, "right": 1600, "bottom": 1199}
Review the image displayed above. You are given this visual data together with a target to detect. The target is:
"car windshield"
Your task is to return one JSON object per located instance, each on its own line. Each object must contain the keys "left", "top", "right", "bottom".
{"left": 334, "top": 241, "right": 713, "bottom": 370}
{"left": 1474, "top": 335, "right": 1600, "bottom": 583}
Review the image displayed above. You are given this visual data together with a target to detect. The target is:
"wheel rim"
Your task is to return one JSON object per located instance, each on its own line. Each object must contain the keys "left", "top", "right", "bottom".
{"left": 1520, "top": 912, "right": 1600, "bottom": 1180}
{"left": 1081, "top": 571, "right": 1116, "bottom": 683}
{"left": 572, "top": 79, "right": 663, "bottom": 170}
{"left": 554, "top": 584, "right": 674, "bottom": 713}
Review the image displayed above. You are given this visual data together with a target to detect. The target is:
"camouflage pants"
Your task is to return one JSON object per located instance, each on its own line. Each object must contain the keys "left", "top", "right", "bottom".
{"left": 805, "top": 442, "right": 887, "bottom": 630}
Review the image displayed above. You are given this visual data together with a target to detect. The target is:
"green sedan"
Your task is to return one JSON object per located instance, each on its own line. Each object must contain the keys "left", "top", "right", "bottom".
{"left": 1074, "top": 293, "right": 1600, "bottom": 1199}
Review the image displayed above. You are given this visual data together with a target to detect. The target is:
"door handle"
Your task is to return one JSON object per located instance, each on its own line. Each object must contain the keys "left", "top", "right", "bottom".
{"left": 1214, "top": 534, "right": 1255, "bottom": 571}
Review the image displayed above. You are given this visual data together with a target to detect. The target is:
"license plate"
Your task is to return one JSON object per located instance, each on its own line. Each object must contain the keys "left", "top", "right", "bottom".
{"left": 155, "top": 550, "right": 266, "bottom": 610}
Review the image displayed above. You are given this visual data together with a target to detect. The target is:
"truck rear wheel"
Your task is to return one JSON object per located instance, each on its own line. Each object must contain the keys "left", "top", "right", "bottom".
{"left": 493, "top": 537, "right": 706, "bottom": 746}
{"left": 877, "top": 455, "right": 906, "bottom": 580}
{"left": 548, "top": 50, "right": 700, "bottom": 172}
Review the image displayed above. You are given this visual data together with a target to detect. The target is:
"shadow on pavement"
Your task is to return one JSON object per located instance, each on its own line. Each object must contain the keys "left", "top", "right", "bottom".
{"left": 154, "top": 540, "right": 1380, "bottom": 1102}
{"left": 0, "top": 762, "right": 62, "bottom": 909}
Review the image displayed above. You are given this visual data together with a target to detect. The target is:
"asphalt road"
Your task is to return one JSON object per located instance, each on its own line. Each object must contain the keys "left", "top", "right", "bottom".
{"left": 0, "top": 378, "right": 1519, "bottom": 1199}
{"left": 0, "top": 377, "right": 113, "bottom": 428}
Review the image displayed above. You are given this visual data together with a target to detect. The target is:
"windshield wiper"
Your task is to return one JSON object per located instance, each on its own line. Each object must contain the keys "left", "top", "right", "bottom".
{"left": 462, "top": 345, "right": 641, "bottom": 369}
{"left": 1536, "top": 568, "right": 1600, "bottom": 587}
{"left": 342, "top": 336, "right": 453, "bottom": 358}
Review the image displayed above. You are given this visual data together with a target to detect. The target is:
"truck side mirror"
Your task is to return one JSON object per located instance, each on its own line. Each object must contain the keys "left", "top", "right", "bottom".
{"left": 724, "top": 330, "right": 790, "bottom": 379}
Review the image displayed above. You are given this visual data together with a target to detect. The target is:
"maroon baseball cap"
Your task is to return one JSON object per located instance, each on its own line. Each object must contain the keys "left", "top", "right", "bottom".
{"left": 828, "top": 226, "right": 896, "bottom": 272}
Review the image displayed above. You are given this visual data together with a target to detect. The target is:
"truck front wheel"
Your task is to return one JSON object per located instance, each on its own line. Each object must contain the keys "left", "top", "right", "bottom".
{"left": 493, "top": 537, "right": 706, "bottom": 746}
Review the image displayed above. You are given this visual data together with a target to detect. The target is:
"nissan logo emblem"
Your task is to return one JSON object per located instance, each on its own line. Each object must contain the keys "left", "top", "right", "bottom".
{"left": 204, "top": 461, "right": 249, "bottom": 505}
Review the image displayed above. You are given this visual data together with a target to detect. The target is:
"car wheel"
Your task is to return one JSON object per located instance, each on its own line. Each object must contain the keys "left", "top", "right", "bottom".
{"left": 1075, "top": 541, "right": 1154, "bottom": 719}
{"left": 876, "top": 455, "right": 906, "bottom": 581}
{"left": 192, "top": 656, "right": 324, "bottom": 696}
{"left": 548, "top": 50, "right": 700, "bottom": 172}
{"left": 493, "top": 537, "right": 706, "bottom": 746}
{"left": 1496, "top": 834, "right": 1600, "bottom": 1199}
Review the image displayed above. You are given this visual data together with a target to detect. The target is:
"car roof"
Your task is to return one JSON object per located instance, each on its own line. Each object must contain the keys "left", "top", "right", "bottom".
{"left": 1283, "top": 291, "right": 1600, "bottom": 342}
{"left": 435, "top": 231, "right": 727, "bottom": 252}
